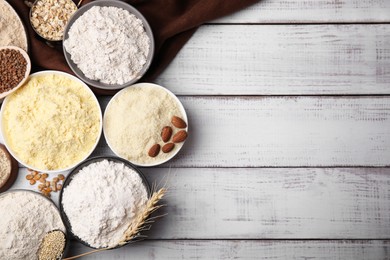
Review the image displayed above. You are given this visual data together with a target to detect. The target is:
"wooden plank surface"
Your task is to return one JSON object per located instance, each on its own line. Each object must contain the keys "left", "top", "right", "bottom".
{"left": 91, "top": 96, "right": 390, "bottom": 167}
{"left": 213, "top": 0, "right": 390, "bottom": 23}
{"left": 2, "top": 1, "right": 390, "bottom": 259}
{"left": 68, "top": 240, "right": 390, "bottom": 259}
{"left": 11, "top": 167, "right": 390, "bottom": 239}
{"left": 156, "top": 25, "right": 390, "bottom": 95}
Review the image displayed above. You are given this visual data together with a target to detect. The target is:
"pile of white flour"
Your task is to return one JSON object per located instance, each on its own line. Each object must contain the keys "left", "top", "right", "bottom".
{"left": 62, "top": 159, "right": 148, "bottom": 248}
{"left": 63, "top": 6, "right": 150, "bottom": 85}
{"left": 0, "top": 191, "right": 65, "bottom": 259}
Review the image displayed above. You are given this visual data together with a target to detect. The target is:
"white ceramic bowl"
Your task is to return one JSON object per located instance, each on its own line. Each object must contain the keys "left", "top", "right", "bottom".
{"left": 103, "top": 83, "right": 188, "bottom": 167}
{"left": 0, "top": 70, "right": 102, "bottom": 173}
{"left": 0, "top": 46, "right": 31, "bottom": 99}
{"left": 0, "top": 189, "right": 69, "bottom": 258}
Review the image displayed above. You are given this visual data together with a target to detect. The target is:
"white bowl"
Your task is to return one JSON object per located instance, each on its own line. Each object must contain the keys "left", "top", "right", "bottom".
{"left": 0, "top": 70, "right": 102, "bottom": 173}
{"left": 103, "top": 83, "right": 188, "bottom": 167}
{"left": 0, "top": 46, "right": 31, "bottom": 99}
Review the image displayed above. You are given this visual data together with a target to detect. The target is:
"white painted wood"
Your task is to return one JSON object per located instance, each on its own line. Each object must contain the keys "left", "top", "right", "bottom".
{"left": 213, "top": 0, "right": 390, "bottom": 23}
{"left": 156, "top": 25, "right": 390, "bottom": 95}
{"left": 139, "top": 168, "right": 390, "bottom": 239}
{"left": 9, "top": 168, "right": 65, "bottom": 204}
{"left": 92, "top": 96, "right": 390, "bottom": 167}
{"left": 67, "top": 240, "right": 390, "bottom": 260}
{"left": 11, "top": 168, "right": 390, "bottom": 239}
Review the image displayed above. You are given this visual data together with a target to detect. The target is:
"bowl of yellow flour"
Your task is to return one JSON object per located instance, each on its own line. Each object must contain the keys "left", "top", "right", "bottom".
{"left": 0, "top": 71, "right": 102, "bottom": 173}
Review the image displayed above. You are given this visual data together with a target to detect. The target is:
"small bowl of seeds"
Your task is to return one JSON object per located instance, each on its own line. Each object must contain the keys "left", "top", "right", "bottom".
{"left": 0, "top": 46, "right": 31, "bottom": 99}
{"left": 30, "top": 0, "right": 77, "bottom": 41}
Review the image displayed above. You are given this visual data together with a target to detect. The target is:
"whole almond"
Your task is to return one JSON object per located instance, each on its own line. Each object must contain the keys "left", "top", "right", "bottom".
{"left": 162, "top": 143, "right": 175, "bottom": 153}
{"left": 171, "top": 116, "right": 187, "bottom": 129}
{"left": 172, "top": 130, "right": 188, "bottom": 143}
{"left": 161, "top": 126, "right": 173, "bottom": 142}
{"left": 148, "top": 144, "right": 161, "bottom": 157}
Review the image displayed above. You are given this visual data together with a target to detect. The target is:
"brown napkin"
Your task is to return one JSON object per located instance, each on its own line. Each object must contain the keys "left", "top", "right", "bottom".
{"left": 8, "top": 0, "right": 259, "bottom": 95}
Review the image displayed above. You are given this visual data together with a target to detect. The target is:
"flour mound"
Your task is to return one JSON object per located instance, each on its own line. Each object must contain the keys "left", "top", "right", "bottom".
{"left": 62, "top": 160, "right": 148, "bottom": 248}
{"left": 64, "top": 6, "right": 150, "bottom": 85}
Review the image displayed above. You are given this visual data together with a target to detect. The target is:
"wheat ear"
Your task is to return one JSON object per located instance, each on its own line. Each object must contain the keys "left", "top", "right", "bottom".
{"left": 119, "top": 188, "right": 167, "bottom": 245}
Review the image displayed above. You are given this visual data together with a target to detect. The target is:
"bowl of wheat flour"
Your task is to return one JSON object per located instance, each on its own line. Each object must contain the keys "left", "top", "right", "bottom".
{"left": 60, "top": 156, "right": 150, "bottom": 249}
{"left": 0, "top": 190, "right": 66, "bottom": 260}
{"left": 0, "top": 0, "right": 29, "bottom": 51}
{"left": 63, "top": 0, "right": 154, "bottom": 90}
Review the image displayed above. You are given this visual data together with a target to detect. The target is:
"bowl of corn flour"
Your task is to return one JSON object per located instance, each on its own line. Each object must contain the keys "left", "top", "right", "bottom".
{"left": 103, "top": 83, "right": 189, "bottom": 167}
{"left": 63, "top": 0, "right": 154, "bottom": 90}
{"left": 0, "top": 70, "right": 102, "bottom": 173}
{"left": 59, "top": 156, "right": 150, "bottom": 249}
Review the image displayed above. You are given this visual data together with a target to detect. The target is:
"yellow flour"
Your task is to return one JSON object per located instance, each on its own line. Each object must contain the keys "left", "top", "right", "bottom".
{"left": 2, "top": 73, "right": 101, "bottom": 170}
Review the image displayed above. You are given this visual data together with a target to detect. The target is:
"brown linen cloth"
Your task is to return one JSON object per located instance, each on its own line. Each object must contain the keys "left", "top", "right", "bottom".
{"left": 9, "top": 0, "right": 259, "bottom": 95}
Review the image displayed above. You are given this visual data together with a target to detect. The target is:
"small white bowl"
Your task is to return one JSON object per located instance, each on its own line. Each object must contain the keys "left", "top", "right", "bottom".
{"left": 103, "top": 83, "right": 188, "bottom": 167}
{"left": 0, "top": 46, "right": 31, "bottom": 99}
{"left": 0, "top": 70, "right": 102, "bottom": 173}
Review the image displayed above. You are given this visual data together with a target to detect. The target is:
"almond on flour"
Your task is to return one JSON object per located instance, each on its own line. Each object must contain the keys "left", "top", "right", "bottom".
{"left": 171, "top": 116, "right": 187, "bottom": 129}
{"left": 161, "top": 126, "right": 173, "bottom": 142}
{"left": 162, "top": 143, "right": 175, "bottom": 153}
{"left": 148, "top": 144, "right": 161, "bottom": 157}
{"left": 172, "top": 130, "right": 188, "bottom": 143}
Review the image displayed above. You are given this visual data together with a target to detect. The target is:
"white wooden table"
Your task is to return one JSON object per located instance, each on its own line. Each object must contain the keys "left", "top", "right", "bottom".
{"left": 8, "top": 0, "right": 390, "bottom": 259}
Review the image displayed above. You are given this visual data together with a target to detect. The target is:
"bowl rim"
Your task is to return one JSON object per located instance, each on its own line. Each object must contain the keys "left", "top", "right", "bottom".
{"left": 62, "top": 0, "right": 155, "bottom": 90}
{"left": 58, "top": 155, "right": 151, "bottom": 249}
{"left": 0, "top": 46, "right": 31, "bottom": 99}
{"left": 0, "top": 143, "right": 19, "bottom": 193}
{"left": 0, "top": 189, "right": 69, "bottom": 258}
{"left": 103, "top": 82, "right": 189, "bottom": 167}
{"left": 0, "top": 70, "right": 103, "bottom": 173}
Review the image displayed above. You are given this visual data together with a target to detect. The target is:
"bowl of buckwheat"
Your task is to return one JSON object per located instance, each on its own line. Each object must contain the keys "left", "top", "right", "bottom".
{"left": 29, "top": 0, "right": 78, "bottom": 41}
{"left": 0, "top": 46, "right": 31, "bottom": 100}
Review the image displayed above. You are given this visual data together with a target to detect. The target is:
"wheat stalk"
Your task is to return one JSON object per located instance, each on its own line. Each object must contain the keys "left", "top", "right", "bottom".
{"left": 119, "top": 187, "right": 167, "bottom": 244}
{"left": 63, "top": 188, "right": 167, "bottom": 260}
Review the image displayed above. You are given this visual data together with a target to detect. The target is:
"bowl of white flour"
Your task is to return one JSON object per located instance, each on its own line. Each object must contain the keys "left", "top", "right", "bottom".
{"left": 0, "top": 189, "right": 67, "bottom": 259}
{"left": 62, "top": 0, "right": 154, "bottom": 90}
{"left": 59, "top": 156, "right": 151, "bottom": 249}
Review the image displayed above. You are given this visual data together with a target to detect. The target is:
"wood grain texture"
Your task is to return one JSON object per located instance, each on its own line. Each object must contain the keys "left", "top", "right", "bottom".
{"left": 213, "top": 0, "right": 390, "bottom": 23}
{"left": 139, "top": 168, "right": 390, "bottom": 239}
{"left": 156, "top": 25, "right": 390, "bottom": 95}
{"left": 91, "top": 96, "right": 390, "bottom": 167}
{"left": 10, "top": 167, "right": 390, "bottom": 239}
{"left": 68, "top": 240, "right": 390, "bottom": 260}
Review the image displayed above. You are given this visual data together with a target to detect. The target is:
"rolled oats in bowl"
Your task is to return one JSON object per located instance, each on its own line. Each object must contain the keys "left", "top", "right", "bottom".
{"left": 30, "top": 0, "right": 77, "bottom": 41}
